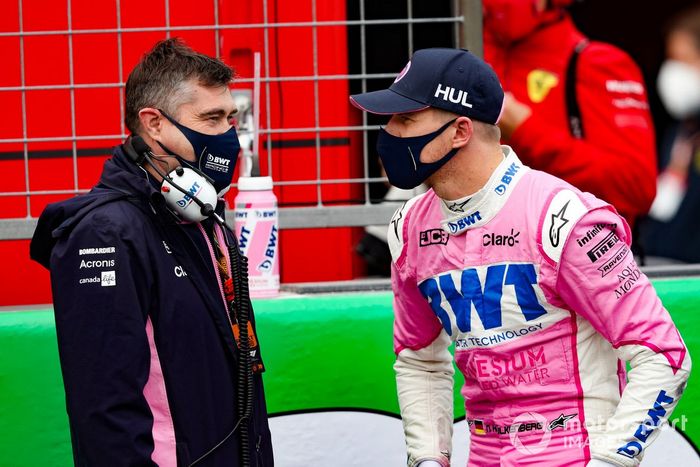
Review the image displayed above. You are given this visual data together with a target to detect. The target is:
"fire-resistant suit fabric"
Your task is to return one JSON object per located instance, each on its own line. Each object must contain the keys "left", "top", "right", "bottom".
{"left": 391, "top": 147, "right": 690, "bottom": 466}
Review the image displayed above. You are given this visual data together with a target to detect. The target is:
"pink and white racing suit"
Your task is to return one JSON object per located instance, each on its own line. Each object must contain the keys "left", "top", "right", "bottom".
{"left": 391, "top": 147, "right": 690, "bottom": 467}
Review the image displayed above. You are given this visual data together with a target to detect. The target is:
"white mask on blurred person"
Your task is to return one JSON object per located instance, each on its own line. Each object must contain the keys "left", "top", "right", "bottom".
{"left": 658, "top": 60, "right": 700, "bottom": 120}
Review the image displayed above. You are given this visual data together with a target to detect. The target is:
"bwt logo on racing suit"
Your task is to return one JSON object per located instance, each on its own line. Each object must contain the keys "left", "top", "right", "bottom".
{"left": 494, "top": 162, "right": 520, "bottom": 195}
{"left": 448, "top": 211, "right": 482, "bottom": 233}
{"left": 177, "top": 181, "right": 202, "bottom": 208}
{"left": 617, "top": 390, "right": 675, "bottom": 459}
{"left": 418, "top": 263, "right": 546, "bottom": 335}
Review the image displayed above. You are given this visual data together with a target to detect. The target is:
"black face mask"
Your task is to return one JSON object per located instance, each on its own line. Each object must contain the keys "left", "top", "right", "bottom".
{"left": 376, "top": 118, "right": 458, "bottom": 189}
{"left": 158, "top": 111, "right": 241, "bottom": 195}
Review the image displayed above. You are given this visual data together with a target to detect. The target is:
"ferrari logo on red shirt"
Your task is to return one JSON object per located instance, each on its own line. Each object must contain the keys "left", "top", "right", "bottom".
{"left": 527, "top": 69, "right": 559, "bottom": 103}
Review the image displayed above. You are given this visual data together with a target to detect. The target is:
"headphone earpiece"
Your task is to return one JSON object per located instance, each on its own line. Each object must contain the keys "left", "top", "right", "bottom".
{"left": 130, "top": 135, "right": 153, "bottom": 165}
{"left": 124, "top": 135, "right": 152, "bottom": 166}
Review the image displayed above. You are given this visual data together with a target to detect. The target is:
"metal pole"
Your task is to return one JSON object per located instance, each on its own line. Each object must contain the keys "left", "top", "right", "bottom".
{"left": 459, "top": 0, "right": 483, "bottom": 58}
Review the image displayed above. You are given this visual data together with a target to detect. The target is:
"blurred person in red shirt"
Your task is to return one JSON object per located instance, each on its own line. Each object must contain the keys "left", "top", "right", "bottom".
{"left": 640, "top": 6, "right": 700, "bottom": 263}
{"left": 483, "top": 0, "right": 657, "bottom": 229}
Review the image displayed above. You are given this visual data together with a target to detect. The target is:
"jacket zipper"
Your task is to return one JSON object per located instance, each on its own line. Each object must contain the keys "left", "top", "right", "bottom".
{"left": 256, "top": 434, "right": 263, "bottom": 466}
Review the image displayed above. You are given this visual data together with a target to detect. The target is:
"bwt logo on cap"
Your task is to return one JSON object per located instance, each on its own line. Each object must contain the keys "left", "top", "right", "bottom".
{"left": 434, "top": 83, "right": 473, "bottom": 109}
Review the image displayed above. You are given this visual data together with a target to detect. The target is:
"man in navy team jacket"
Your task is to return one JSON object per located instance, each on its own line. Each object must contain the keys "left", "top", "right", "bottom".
{"left": 30, "top": 38, "right": 273, "bottom": 466}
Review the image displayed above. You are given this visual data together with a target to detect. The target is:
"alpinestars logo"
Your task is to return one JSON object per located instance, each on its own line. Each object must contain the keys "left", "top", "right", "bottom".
{"left": 548, "top": 413, "right": 577, "bottom": 431}
{"left": 447, "top": 199, "right": 469, "bottom": 213}
{"left": 390, "top": 203, "right": 405, "bottom": 240}
{"left": 549, "top": 201, "right": 570, "bottom": 247}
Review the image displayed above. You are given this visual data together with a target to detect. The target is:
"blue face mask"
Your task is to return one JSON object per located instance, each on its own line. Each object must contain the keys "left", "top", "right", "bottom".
{"left": 158, "top": 111, "right": 241, "bottom": 195}
{"left": 376, "top": 118, "right": 458, "bottom": 190}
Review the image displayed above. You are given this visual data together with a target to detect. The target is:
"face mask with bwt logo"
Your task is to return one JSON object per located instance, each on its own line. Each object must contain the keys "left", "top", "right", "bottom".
{"left": 158, "top": 110, "right": 241, "bottom": 196}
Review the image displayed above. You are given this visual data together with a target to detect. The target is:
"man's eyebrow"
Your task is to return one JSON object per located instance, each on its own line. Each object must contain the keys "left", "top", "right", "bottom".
{"left": 197, "top": 107, "right": 238, "bottom": 118}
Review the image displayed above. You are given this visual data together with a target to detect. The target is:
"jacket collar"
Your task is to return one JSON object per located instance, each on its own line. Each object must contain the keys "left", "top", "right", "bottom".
{"left": 439, "top": 146, "right": 528, "bottom": 235}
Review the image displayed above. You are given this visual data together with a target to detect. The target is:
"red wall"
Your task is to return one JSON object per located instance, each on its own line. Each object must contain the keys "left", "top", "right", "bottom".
{"left": 0, "top": 0, "right": 364, "bottom": 306}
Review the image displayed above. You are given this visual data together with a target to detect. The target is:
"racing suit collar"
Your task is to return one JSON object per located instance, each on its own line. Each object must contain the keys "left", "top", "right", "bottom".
{"left": 439, "top": 145, "right": 528, "bottom": 235}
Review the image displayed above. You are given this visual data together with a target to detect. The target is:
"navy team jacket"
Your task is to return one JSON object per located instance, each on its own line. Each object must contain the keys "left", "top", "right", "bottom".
{"left": 30, "top": 144, "right": 273, "bottom": 467}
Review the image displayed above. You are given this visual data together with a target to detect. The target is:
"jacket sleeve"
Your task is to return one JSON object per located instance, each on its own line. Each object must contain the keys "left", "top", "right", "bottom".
{"left": 554, "top": 204, "right": 691, "bottom": 466}
{"left": 510, "top": 43, "right": 657, "bottom": 223}
{"left": 389, "top": 204, "right": 454, "bottom": 467}
{"left": 49, "top": 206, "right": 157, "bottom": 466}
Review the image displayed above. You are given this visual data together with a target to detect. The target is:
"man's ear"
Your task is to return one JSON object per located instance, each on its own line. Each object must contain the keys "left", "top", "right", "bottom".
{"left": 452, "top": 116, "right": 473, "bottom": 149}
{"left": 138, "top": 108, "right": 163, "bottom": 140}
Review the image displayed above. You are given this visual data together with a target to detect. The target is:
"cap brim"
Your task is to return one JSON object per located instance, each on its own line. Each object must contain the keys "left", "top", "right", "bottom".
{"left": 349, "top": 89, "right": 429, "bottom": 115}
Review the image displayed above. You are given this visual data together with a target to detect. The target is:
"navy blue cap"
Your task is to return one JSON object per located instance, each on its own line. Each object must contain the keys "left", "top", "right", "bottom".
{"left": 350, "top": 48, "right": 505, "bottom": 125}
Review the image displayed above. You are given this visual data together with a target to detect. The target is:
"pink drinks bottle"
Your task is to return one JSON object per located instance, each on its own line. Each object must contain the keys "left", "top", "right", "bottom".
{"left": 234, "top": 176, "right": 280, "bottom": 298}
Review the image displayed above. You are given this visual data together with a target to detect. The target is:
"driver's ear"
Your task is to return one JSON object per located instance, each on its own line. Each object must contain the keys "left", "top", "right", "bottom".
{"left": 452, "top": 116, "right": 473, "bottom": 148}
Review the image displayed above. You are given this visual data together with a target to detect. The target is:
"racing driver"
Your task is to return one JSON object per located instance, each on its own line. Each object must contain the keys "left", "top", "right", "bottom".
{"left": 349, "top": 48, "right": 690, "bottom": 466}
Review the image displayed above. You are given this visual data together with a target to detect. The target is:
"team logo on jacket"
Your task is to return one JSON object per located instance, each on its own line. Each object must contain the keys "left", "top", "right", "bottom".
{"left": 575, "top": 223, "right": 616, "bottom": 247}
{"left": 177, "top": 181, "right": 203, "bottom": 208}
{"left": 101, "top": 271, "right": 116, "bottom": 286}
{"left": 420, "top": 229, "right": 449, "bottom": 247}
{"left": 586, "top": 231, "right": 620, "bottom": 263}
{"left": 527, "top": 70, "right": 559, "bottom": 103}
{"left": 418, "top": 263, "right": 547, "bottom": 337}
{"left": 483, "top": 229, "right": 520, "bottom": 247}
{"left": 447, "top": 211, "right": 482, "bottom": 234}
{"left": 494, "top": 162, "right": 520, "bottom": 196}
{"left": 548, "top": 413, "right": 577, "bottom": 431}
{"left": 390, "top": 203, "right": 405, "bottom": 240}
{"left": 613, "top": 262, "right": 641, "bottom": 300}
{"left": 598, "top": 245, "right": 629, "bottom": 277}
{"left": 549, "top": 201, "right": 570, "bottom": 247}
{"left": 542, "top": 190, "right": 587, "bottom": 263}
